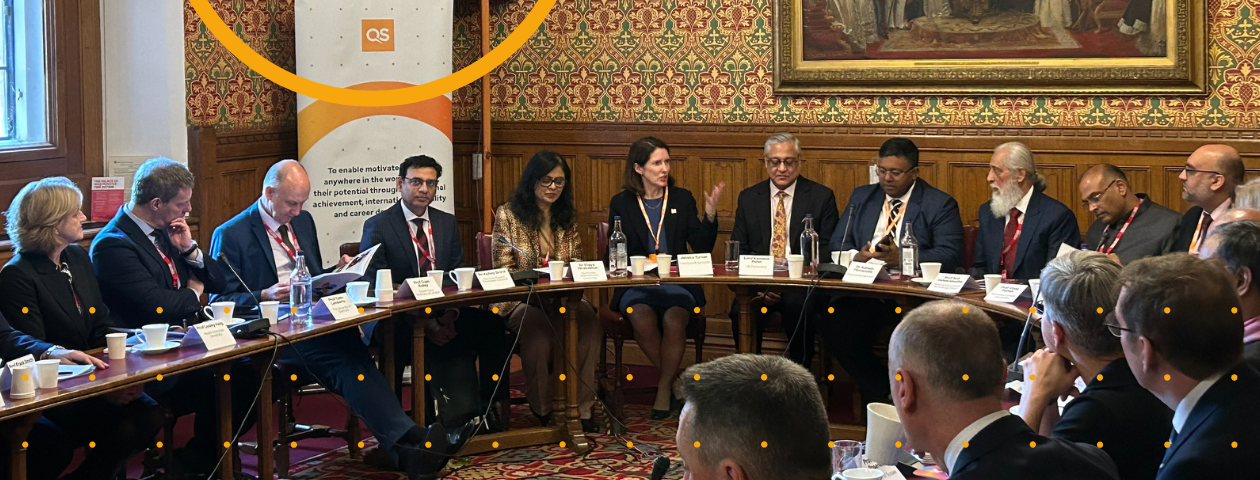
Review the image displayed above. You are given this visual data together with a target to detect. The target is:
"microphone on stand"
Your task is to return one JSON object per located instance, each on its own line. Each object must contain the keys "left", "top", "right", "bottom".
{"left": 494, "top": 236, "right": 542, "bottom": 285}
{"left": 818, "top": 202, "right": 858, "bottom": 278}
{"left": 649, "top": 456, "right": 670, "bottom": 480}
{"left": 1008, "top": 283, "right": 1043, "bottom": 379}
{"left": 217, "top": 253, "right": 260, "bottom": 306}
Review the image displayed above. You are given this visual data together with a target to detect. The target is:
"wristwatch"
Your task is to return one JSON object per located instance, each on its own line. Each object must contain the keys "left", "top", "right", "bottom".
{"left": 41, "top": 345, "right": 67, "bottom": 360}
{"left": 181, "top": 241, "right": 200, "bottom": 257}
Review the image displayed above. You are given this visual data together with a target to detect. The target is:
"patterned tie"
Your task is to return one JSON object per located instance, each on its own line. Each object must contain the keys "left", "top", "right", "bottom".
{"left": 412, "top": 218, "right": 432, "bottom": 274}
{"left": 1002, "top": 208, "right": 1022, "bottom": 274}
{"left": 771, "top": 191, "right": 788, "bottom": 259}
{"left": 276, "top": 224, "right": 297, "bottom": 254}
{"left": 886, "top": 198, "right": 904, "bottom": 239}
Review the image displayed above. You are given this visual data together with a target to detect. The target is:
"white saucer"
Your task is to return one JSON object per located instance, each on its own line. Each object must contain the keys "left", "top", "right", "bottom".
{"left": 138, "top": 341, "right": 180, "bottom": 355}
{"left": 227, "top": 318, "right": 246, "bottom": 326}
{"left": 352, "top": 297, "right": 378, "bottom": 307}
{"left": 9, "top": 391, "right": 34, "bottom": 399}
{"left": 910, "top": 278, "right": 935, "bottom": 285}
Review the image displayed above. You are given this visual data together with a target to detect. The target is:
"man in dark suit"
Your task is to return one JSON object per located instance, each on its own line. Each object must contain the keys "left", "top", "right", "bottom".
{"left": 827, "top": 138, "right": 964, "bottom": 407}
{"left": 1172, "top": 144, "right": 1244, "bottom": 255}
{"left": 211, "top": 160, "right": 473, "bottom": 478}
{"left": 1080, "top": 164, "right": 1180, "bottom": 265}
{"left": 1116, "top": 253, "right": 1260, "bottom": 480}
{"left": 974, "top": 141, "right": 1080, "bottom": 281}
{"left": 728, "top": 133, "right": 839, "bottom": 366}
{"left": 1201, "top": 210, "right": 1260, "bottom": 372}
{"left": 891, "top": 300, "right": 1120, "bottom": 480}
{"left": 359, "top": 155, "right": 509, "bottom": 432}
{"left": 1019, "top": 251, "right": 1171, "bottom": 480}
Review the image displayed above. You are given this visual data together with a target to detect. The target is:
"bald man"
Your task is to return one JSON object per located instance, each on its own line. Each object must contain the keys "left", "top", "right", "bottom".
{"left": 1173, "top": 145, "right": 1245, "bottom": 254}
{"left": 210, "top": 160, "right": 475, "bottom": 478}
{"left": 1079, "top": 164, "right": 1180, "bottom": 265}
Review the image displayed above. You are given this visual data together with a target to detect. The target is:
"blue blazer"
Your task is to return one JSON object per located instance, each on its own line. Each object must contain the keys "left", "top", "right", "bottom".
{"left": 1157, "top": 362, "right": 1260, "bottom": 480}
{"left": 90, "top": 208, "right": 226, "bottom": 328}
{"left": 974, "top": 190, "right": 1081, "bottom": 280}
{"left": 209, "top": 202, "right": 329, "bottom": 310}
{"left": 950, "top": 414, "right": 1119, "bottom": 480}
{"left": 830, "top": 179, "right": 964, "bottom": 273}
{"left": 359, "top": 202, "right": 463, "bottom": 290}
{"left": 0, "top": 310, "right": 54, "bottom": 360}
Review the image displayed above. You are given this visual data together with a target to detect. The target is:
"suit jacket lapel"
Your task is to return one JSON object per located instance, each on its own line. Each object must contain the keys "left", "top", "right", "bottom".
{"left": 390, "top": 205, "right": 420, "bottom": 277}
{"left": 1014, "top": 192, "right": 1044, "bottom": 272}
{"left": 857, "top": 188, "right": 884, "bottom": 249}
{"left": 32, "top": 257, "right": 80, "bottom": 329}
{"left": 662, "top": 194, "right": 680, "bottom": 253}
{"left": 293, "top": 216, "right": 322, "bottom": 272}
{"left": 788, "top": 180, "right": 808, "bottom": 248}
{"left": 902, "top": 180, "right": 924, "bottom": 238}
{"left": 120, "top": 212, "right": 167, "bottom": 270}
{"left": 248, "top": 205, "right": 278, "bottom": 277}
{"left": 986, "top": 207, "right": 1006, "bottom": 269}
{"left": 751, "top": 184, "right": 771, "bottom": 254}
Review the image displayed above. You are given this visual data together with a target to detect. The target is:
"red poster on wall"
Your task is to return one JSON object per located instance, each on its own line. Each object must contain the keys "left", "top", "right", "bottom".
{"left": 91, "top": 177, "right": 125, "bottom": 222}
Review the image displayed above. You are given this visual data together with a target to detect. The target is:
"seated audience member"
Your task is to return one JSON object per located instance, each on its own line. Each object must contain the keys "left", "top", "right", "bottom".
{"left": 729, "top": 133, "right": 837, "bottom": 365}
{"left": 1198, "top": 214, "right": 1260, "bottom": 372}
{"left": 827, "top": 137, "right": 963, "bottom": 407}
{"left": 1233, "top": 177, "right": 1260, "bottom": 211}
{"left": 1018, "top": 251, "right": 1171, "bottom": 480}
{"left": 677, "top": 354, "right": 831, "bottom": 480}
{"left": 1079, "top": 164, "right": 1180, "bottom": 265}
{"left": 890, "top": 300, "right": 1119, "bottom": 480}
{"left": 0, "top": 177, "right": 162, "bottom": 480}
{"left": 359, "top": 154, "right": 509, "bottom": 431}
{"left": 1115, "top": 254, "right": 1260, "bottom": 479}
{"left": 608, "top": 137, "right": 722, "bottom": 419}
{"left": 212, "top": 160, "right": 474, "bottom": 478}
{"left": 1173, "top": 145, "right": 1243, "bottom": 254}
{"left": 974, "top": 142, "right": 1079, "bottom": 280}
{"left": 491, "top": 151, "right": 601, "bottom": 431}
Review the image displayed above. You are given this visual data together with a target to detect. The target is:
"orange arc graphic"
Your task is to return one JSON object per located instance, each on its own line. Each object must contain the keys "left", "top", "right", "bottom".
{"left": 298, "top": 82, "right": 453, "bottom": 159}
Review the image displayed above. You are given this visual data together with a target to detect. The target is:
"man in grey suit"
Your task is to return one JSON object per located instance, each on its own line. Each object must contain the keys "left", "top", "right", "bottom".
{"left": 1080, "top": 164, "right": 1181, "bottom": 265}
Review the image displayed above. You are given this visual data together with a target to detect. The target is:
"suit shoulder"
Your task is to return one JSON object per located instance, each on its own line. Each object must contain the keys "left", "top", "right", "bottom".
{"left": 428, "top": 207, "right": 456, "bottom": 223}
{"left": 799, "top": 176, "right": 836, "bottom": 197}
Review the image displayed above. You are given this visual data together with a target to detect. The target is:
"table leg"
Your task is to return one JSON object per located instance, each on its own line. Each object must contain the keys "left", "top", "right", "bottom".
{"left": 252, "top": 351, "right": 275, "bottom": 480}
{"left": 2, "top": 413, "right": 38, "bottom": 480}
{"left": 216, "top": 362, "right": 234, "bottom": 480}
{"left": 381, "top": 317, "right": 397, "bottom": 395}
{"left": 411, "top": 314, "right": 428, "bottom": 426}
{"left": 736, "top": 287, "right": 756, "bottom": 354}
{"left": 564, "top": 290, "right": 591, "bottom": 453}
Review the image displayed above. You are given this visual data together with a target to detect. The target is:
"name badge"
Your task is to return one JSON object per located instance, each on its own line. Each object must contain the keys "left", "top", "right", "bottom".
{"left": 314, "top": 293, "right": 360, "bottom": 321}
{"left": 399, "top": 277, "right": 444, "bottom": 300}
{"left": 677, "top": 253, "right": 714, "bottom": 277}
{"left": 475, "top": 268, "right": 516, "bottom": 291}
{"left": 570, "top": 261, "right": 609, "bottom": 282}
{"left": 927, "top": 273, "right": 977, "bottom": 295}
{"left": 192, "top": 319, "right": 237, "bottom": 351}
{"left": 738, "top": 255, "right": 775, "bottom": 276}
{"left": 985, "top": 283, "right": 1029, "bottom": 304}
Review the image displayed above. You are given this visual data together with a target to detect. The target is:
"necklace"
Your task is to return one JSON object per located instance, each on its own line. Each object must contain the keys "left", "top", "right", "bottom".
{"left": 642, "top": 197, "right": 663, "bottom": 209}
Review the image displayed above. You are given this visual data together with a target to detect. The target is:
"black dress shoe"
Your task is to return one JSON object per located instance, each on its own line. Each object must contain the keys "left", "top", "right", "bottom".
{"left": 581, "top": 417, "right": 599, "bottom": 433}
{"left": 362, "top": 447, "right": 402, "bottom": 471}
{"left": 445, "top": 417, "right": 480, "bottom": 456}
{"left": 395, "top": 424, "right": 451, "bottom": 480}
{"left": 484, "top": 402, "right": 508, "bottom": 433}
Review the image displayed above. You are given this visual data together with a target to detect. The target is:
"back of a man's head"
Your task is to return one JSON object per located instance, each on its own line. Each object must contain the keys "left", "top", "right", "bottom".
{"left": 1119, "top": 254, "right": 1242, "bottom": 380}
{"left": 679, "top": 354, "right": 830, "bottom": 480}
{"left": 890, "top": 301, "right": 1006, "bottom": 403}
{"left": 1039, "top": 250, "right": 1123, "bottom": 360}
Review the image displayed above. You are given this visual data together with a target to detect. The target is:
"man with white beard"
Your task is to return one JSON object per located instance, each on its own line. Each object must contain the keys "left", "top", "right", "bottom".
{"left": 973, "top": 142, "right": 1080, "bottom": 281}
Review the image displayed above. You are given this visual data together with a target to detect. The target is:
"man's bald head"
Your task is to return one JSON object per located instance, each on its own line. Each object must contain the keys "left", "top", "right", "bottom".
{"left": 262, "top": 159, "right": 311, "bottom": 224}
{"left": 1191, "top": 145, "right": 1244, "bottom": 186}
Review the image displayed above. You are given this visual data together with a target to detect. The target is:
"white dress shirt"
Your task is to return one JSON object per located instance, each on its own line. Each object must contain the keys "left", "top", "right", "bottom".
{"left": 401, "top": 200, "right": 436, "bottom": 269}
{"left": 870, "top": 182, "right": 916, "bottom": 247}
{"left": 943, "top": 410, "right": 1010, "bottom": 474}
{"left": 1003, "top": 186, "right": 1036, "bottom": 225}
{"left": 1172, "top": 373, "right": 1223, "bottom": 434}
{"left": 124, "top": 205, "right": 204, "bottom": 270}
{"left": 259, "top": 201, "right": 298, "bottom": 279}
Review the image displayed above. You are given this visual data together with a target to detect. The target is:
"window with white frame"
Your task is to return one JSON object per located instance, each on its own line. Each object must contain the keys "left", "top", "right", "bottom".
{"left": 0, "top": 0, "right": 47, "bottom": 149}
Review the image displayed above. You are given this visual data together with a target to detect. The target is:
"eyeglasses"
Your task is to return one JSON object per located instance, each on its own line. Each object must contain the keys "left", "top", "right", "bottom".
{"left": 1081, "top": 179, "right": 1118, "bottom": 208}
{"left": 402, "top": 177, "right": 439, "bottom": 189}
{"left": 538, "top": 176, "right": 567, "bottom": 188}
{"left": 1182, "top": 165, "right": 1223, "bottom": 177}
{"left": 1103, "top": 312, "right": 1133, "bottom": 338}
{"left": 765, "top": 157, "right": 799, "bottom": 168}
{"left": 877, "top": 167, "right": 917, "bottom": 179}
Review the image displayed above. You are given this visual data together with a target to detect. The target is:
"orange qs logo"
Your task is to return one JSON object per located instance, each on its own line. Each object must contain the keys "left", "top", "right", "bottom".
{"left": 187, "top": 0, "right": 558, "bottom": 107}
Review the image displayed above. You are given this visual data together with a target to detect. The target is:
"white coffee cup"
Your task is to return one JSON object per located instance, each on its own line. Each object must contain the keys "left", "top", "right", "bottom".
{"left": 346, "top": 281, "right": 370, "bottom": 302}
{"left": 10, "top": 365, "right": 35, "bottom": 398}
{"left": 984, "top": 274, "right": 1003, "bottom": 293}
{"left": 375, "top": 269, "right": 394, "bottom": 292}
{"left": 630, "top": 256, "right": 647, "bottom": 276}
{"left": 549, "top": 261, "right": 565, "bottom": 282}
{"left": 840, "top": 250, "right": 855, "bottom": 267}
{"left": 202, "top": 301, "right": 235, "bottom": 321}
{"left": 920, "top": 262, "right": 942, "bottom": 282}
{"left": 656, "top": 255, "right": 672, "bottom": 277}
{"left": 427, "top": 270, "right": 445, "bottom": 288}
{"left": 259, "top": 301, "right": 281, "bottom": 325}
{"left": 831, "top": 251, "right": 841, "bottom": 265}
{"left": 841, "top": 468, "right": 885, "bottom": 480}
{"left": 141, "top": 324, "right": 169, "bottom": 349}
{"left": 788, "top": 254, "right": 805, "bottom": 279}
{"left": 864, "top": 403, "right": 905, "bottom": 466}
{"left": 35, "top": 359, "right": 59, "bottom": 389}
{"left": 106, "top": 332, "right": 128, "bottom": 359}
{"left": 449, "top": 267, "right": 476, "bottom": 291}
{"left": 1028, "top": 278, "right": 1042, "bottom": 299}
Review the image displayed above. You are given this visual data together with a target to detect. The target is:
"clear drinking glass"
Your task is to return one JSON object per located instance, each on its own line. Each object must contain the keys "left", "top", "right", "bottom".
{"left": 832, "top": 440, "right": 864, "bottom": 474}
{"left": 724, "top": 240, "right": 740, "bottom": 272}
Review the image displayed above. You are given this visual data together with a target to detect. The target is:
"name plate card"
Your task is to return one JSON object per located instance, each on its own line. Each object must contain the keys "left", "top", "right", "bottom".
{"left": 475, "top": 268, "right": 516, "bottom": 291}
{"left": 2, "top": 354, "right": 35, "bottom": 393}
{"left": 677, "top": 253, "right": 714, "bottom": 277}
{"left": 192, "top": 319, "right": 237, "bottom": 351}
{"left": 1056, "top": 243, "right": 1078, "bottom": 259}
{"left": 399, "top": 277, "right": 444, "bottom": 300}
{"left": 842, "top": 262, "right": 890, "bottom": 284}
{"left": 738, "top": 255, "right": 775, "bottom": 276}
{"left": 315, "top": 293, "right": 359, "bottom": 321}
{"left": 570, "top": 261, "right": 609, "bottom": 282}
{"left": 927, "top": 273, "right": 976, "bottom": 295}
{"left": 985, "top": 283, "right": 1029, "bottom": 304}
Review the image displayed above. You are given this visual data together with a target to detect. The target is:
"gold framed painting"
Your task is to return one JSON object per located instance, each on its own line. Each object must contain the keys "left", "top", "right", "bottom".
{"left": 774, "top": 0, "right": 1206, "bottom": 94}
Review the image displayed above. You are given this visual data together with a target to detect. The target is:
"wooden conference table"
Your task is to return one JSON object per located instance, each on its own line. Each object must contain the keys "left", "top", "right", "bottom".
{"left": 0, "top": 267, "right": 1028, "bottom": 480}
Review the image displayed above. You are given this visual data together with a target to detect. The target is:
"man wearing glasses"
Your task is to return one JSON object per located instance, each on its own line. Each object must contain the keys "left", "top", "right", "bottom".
{"left": 1173, "top": 144, "right": 1245, "bottom": 255}
{"left": 1079, "top": 164, "right": 1181, "bottom": 265}
{"left": 826, "top": 137, "right": 964, "bottom": 407}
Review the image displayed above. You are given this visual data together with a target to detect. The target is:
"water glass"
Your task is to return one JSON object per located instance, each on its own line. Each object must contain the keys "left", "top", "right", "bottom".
{"left": 724, "top": 240, "right": 740, "bottom": 272}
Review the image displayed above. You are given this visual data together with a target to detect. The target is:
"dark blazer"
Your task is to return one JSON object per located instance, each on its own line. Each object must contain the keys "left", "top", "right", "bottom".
{"left": 974, "top": 190, "right": 1081, "bottom": 280}
{"left": 1157, "top": 362, "right": 1260, "bottom": 480}
{"left": 1052, "top": 359, "right": 1172, "bottom": 480}
{"left": 0, "top": 246, "right": 113, "bottom": 351}
{"left": 609, "top": 187, "right": 718, "bottom": 307}
{"left": 209, "top": 202, "right": 329, "bottom": 309}
{"left": 1172, "top": 206, "right": 1205, "bottom": 252}
{"left": 360, "top": 202, "right": 463, "bottom": 290}
{"left": 1084, "top": 194, "right": 1181, "bottom": 265}
{"left": 0, "top": 310, "right": 53, "bottom": 360}
{"left": 90, "top": 208, "right": 226, "bottom": 328}
{"left": 830, "top": 179, "right": 964, "bottom": 272}
{"left": 951, "top": 414, "right": 1119, "bottom": 480}
{"left": 730, "top": 176, "right": 839, "bottom": 264}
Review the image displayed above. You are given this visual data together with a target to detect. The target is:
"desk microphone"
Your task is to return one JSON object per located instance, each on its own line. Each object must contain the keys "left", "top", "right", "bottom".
{"left": 493, "top": 236, "right": 542, "bottom": 285}
{"left": 1009, "top": 283, "right": 1043, "bottom": 379}
{"left": 649, "top": 456, "right": 670, "bottom": 480}
{"left": 818, "top": 202, "right": 858, "bottom": 278}
{"left": 215, "top": 253, "right": 271, "bottom": 338}
{"left": 217, "top": 253, "right": 260, "bottom": 305}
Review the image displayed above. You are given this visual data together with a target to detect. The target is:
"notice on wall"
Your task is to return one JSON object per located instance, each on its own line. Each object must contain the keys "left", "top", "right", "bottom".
{"left": 91, "top": 177, "right": 126, "bottom": 222}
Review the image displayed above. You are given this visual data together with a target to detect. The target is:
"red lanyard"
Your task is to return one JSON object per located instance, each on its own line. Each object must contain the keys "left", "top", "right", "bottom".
{"left": 636, "top": 187, "right": 669, "bottom": 255}
{"left": 1000, "top": 219, "right": 1024, "bottom": 278}
{"left": 1098, "top": 199, "right": 1142, "bottom": 255}
{"left": 263, "top": 223, "right": 300, "bottom": 260}
{"left": 151, "top": 238, "right": 181, "bottom": 289}
{"left": 410, "top": 219, "right": 436, "bottom": 269}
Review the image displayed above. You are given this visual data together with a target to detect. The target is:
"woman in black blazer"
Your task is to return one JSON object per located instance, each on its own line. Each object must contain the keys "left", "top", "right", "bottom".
{"left": 1, "top": 177, "right": 162, "bottom": 480}
{"left": 608, "top": 137, "right": 724, "bottom": 418}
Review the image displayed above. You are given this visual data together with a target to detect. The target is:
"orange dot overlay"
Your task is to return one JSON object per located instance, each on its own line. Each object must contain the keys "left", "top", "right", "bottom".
{"left": 827, "top": 374, "right": 835, "bottom": 381}
{"left": 694, "top": 441, "right": 701, "bottom": 448}
{"left": 895, "top": 307, "right": 902, "bottom": 314}
{"left": 560, "top": 307, "right": 567, "bottom": 314}
{"left": 425, "top": 441, "right": 432, "bottom": 448}
{"left": 89, "top": 374, "right": 95, "bottom": 381}
{"left": 157, "top": 441, "right": 163, "bottom": 448}
{"left": 627, "top": 374, "right": 634, "bottom": 381}
{"left": 761, "top": 441, "right": 768, "bottom": 448}
{"left": 492, "top": 374, "right": 500, "bottom": 381}
{"left": 157, "top": 307, "right": 163, "bottom": 314}
{"left": 1164, "top": 307, "right": 1170, "bottom": 314}
{"left": 291, "top": 441, "right": 298, "bottom": 448}
{"left": 1232, "top": 374, "right": 1239, "bottom": 381}
{"left": 358, "top": 307, "right": 364, "bottom": 313}
{"left": 560, "top": 441, "right": 567, "bottom": 448}
{"left": 425, "top": 307, "right": 432, "bottom": 314}
{"left": 1097, "top": 374, "right": 1104, "bottom": 381}
{"left": 761, "top": 374, "right": 768, "bottom": 381}
{"left": 223, "top": 442, "right": 230, "bottom": 448}
{"left": 1096, "top": 307, "right": 1103, "bottom": 314}
{"left": 224, "top": 375, "right": 231, "bottom": 381}
{"left": 895, "top": 441, "right": 902, "bottom": 448}
{"left": 21, "top": 307, "right": 28, "bottom": 314}
{"left": 761, "top": 307, "right": 768, "bottom": 314}
{"left": 828, "top": 441, "right": 835, "bottom": 448}
{"left": 693, "top": 374, "right": 701, "bottom": 381}
{"left": 1232, "top": 441, "right": 1239, "bottom": 448}
{"left": 1233, "top": 307, "right": 1239, "bottom": 314}
{"left": 291, "top": 374, "right": 298, "bottom": 381}
{"left": 493, "top": 307, "right": 500, "bottom": 314}
{"left": 1164, "top": 374, "right": 1171, "bottom": 381}
{"left": 1030, "top": 441, "right": 1037, "bottom": 448}
{"left": 493, "top": 441, "right": 500, "bottom": 448}
{"left": 89, "top": 307, "right": 96, "bottom": 314}
{"left": 896, "top": 374, "right": 902, "bottom": 381}
{"left": 962, "top": 307, "right": 969, "bottom": 313}
{"left": 22, "top": 442, "right": 28, "bottom": 448}
{"left": 627, "top": 307, "right": 634, "bottom": 314}
{"left": 1165, "top": 441, "right": 1171, "bottom": 448}
{"left": 828, "top": 307, "right": 835, "bottom": 314}
{"left": 157, "top": 374, "right": 164, "bottom": 381}
{"left": 1030, "top": 374, "right": 1036, "bottom": 381}
{"left": 962, "top": 441, "right": 969, "bottom": 448}
{"left": 626, "top": 441, "right": 633, "bottom": 448}
{"left": 559, "top": 374, "right": 567, "bottom": 381}
{"left": 694, "top": 307, "right": 701, "bottom": 314}
{"left": 90, "top": 442, "right": 96, "bottom": 449}
{"left": 1097, "top": 441, "right": 1104, "bottom": 448}
{"left": 358, "top": 441, "right": 365, "bottom": 448}
{"left": 962, "top": 374, "right": 970, "bottom": 381}
{"left": 424, "top": 374, "right": 432, "bottom": 381}
{"left": 357, "top": 374, "right": 364, "bottom": 381}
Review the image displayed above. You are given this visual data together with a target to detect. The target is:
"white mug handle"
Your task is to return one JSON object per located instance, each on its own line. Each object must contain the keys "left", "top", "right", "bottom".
{"left": 448, "top": 270, "right": 459, "bottom": 284}
{"left": 202, "top": 305, "right": 214, "bottom": 319}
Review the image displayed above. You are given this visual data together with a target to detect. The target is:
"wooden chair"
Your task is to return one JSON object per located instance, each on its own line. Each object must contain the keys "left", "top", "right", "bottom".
{"left": 594, "top": 222, "right": 706, "bottom": 432}
{"left": 962, "top": 224, "right": 979, "bottom": 271}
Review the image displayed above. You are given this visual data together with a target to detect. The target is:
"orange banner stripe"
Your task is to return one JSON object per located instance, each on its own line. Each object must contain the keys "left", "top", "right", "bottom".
{"left": 298, "top": 81, "right": 453, "bottom": 159}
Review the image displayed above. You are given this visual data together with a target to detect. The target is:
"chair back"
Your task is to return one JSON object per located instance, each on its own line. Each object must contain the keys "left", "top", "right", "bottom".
{"left": 339, "top": 242, "right": 361, "bottom": 258}
{"left": 597, "top": 222, "right": 609, "bottom": 262}
{"left": 961, "top": 224, "right": 978, "bottom": 271}
{"left": 476, "top": 232, "right": 494, "bottom": 270}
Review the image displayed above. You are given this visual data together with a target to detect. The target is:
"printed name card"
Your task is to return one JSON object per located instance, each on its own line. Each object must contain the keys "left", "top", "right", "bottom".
{"left": 475, "top": 268, "right": 516, "bottom": 291}
{"left": 677, "top": 253, "right": 714, "bottom": 277}
{"left": 399, "top": 277, "right": 444, "bottom": 300}
{"left": 192, "top": 319, "right": 237, "bottom": 351}
{"left": 570, "top": 261, "right": 609, "bottom": 282}
{"left": 1057, "top": 243, "right": 1078, "bottom": 259}
{"left": 927, "top": 273, "right": 976, "bottom": 295}
{"left": 2, "top": 354, "right": 35, "bottom": 392}
{"left": 315, "top": 293, "right": 360, "bottom": 321}
{"left": 842, "top": 262, "right": 889, "bottom": 284}
{"left": 738, "top": 255, "right": 775, "bottom": 276}
{"left": 985, "top": 283, "right": 1029, "bottom": 304}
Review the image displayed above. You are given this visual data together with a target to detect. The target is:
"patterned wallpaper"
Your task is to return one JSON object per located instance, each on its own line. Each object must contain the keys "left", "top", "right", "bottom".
{"left": 185, "top": 0, "right": 1260, "bottom": 132}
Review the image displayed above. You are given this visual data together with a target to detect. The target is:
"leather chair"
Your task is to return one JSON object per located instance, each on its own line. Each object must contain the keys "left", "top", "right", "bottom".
{"left": 594, "top": 222, "right": 706, "bottom": 432}
{"left": 962, "top": 224, "right": 979, "bottom": 271}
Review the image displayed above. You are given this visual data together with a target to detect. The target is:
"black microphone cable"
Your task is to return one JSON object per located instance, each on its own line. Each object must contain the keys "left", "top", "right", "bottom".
{"left": 203, "top": 334, "right": 283, "bottom": 480}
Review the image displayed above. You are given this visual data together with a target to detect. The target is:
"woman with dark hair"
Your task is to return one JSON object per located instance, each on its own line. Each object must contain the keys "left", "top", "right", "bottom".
{"left": 491, "top": 150, "right": 602, "bottom": 432}
{"left": 608, "top": 137, "right": 724, "bottom": 419}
